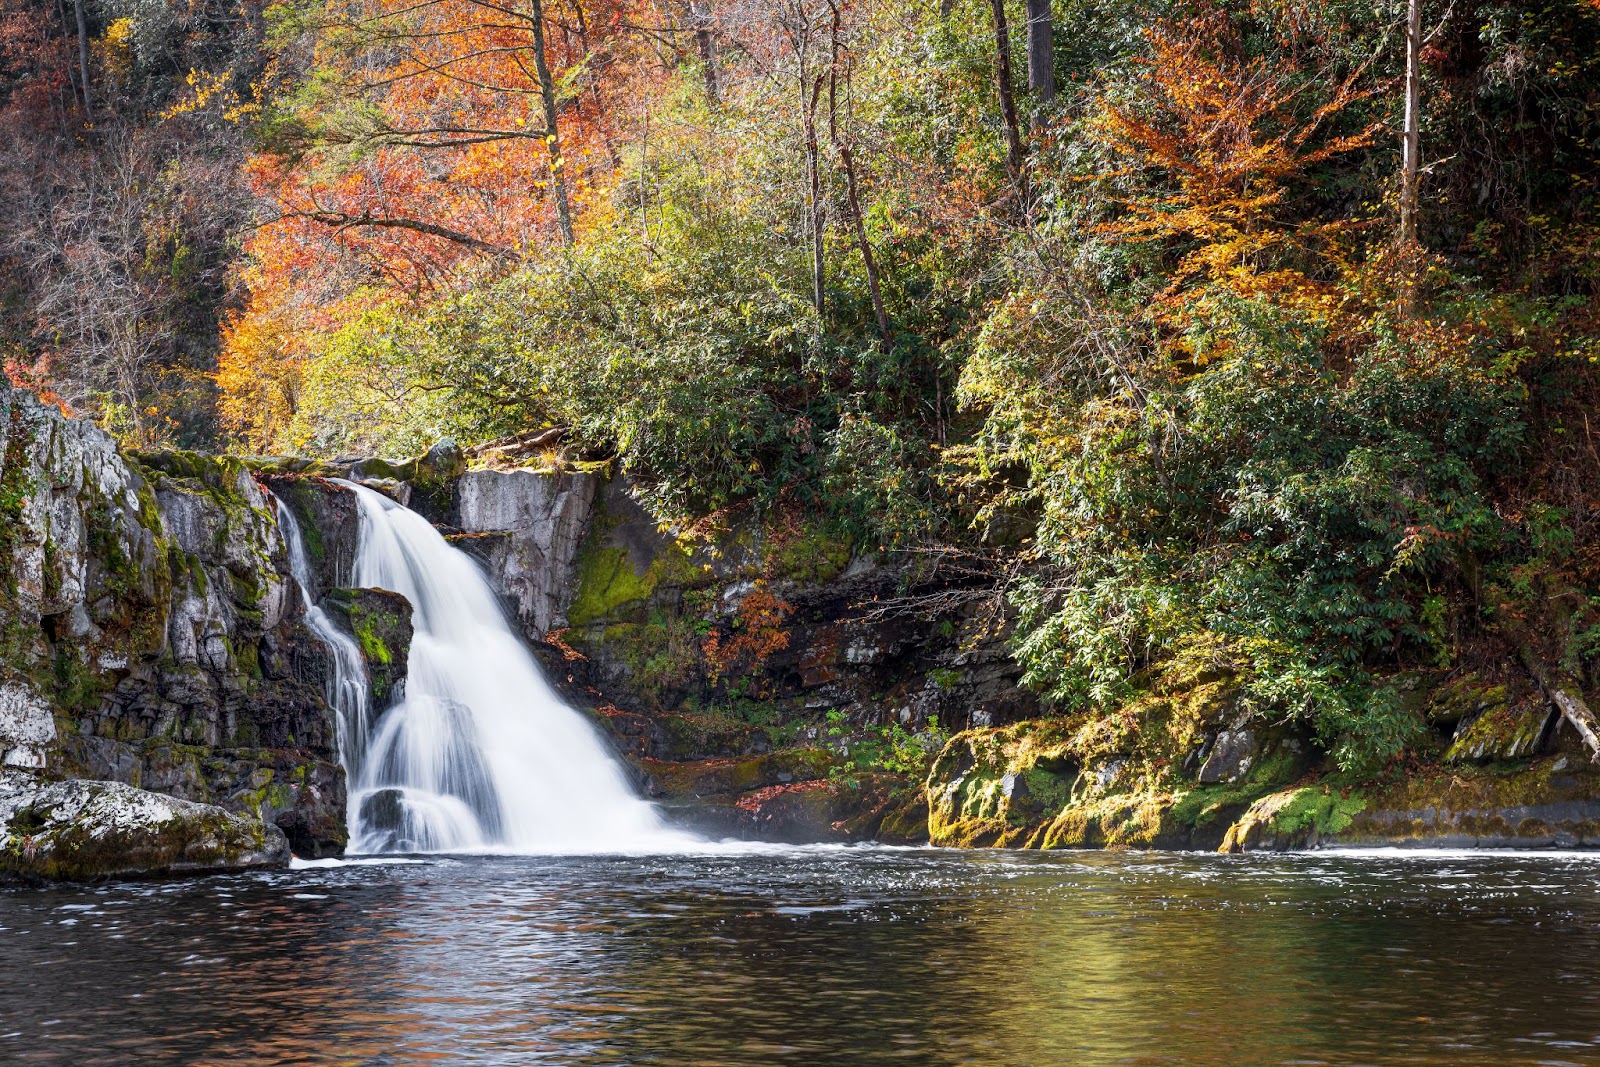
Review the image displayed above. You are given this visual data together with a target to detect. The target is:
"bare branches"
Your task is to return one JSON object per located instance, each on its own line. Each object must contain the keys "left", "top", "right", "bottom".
{"left": 284, "top": 209, "right": 520, "bottom": 256}
{"left": 850, "top": 547, "right": 1022, "bottom": 629}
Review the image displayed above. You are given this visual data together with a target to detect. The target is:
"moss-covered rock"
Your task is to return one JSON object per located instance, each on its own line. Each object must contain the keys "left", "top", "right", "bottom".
{"left": 0, "top": 770, "right": 288, "bottom": 881}
{"left": 1338, "top": 759, "right": 1600, "bottom": 847}
{"left": 260, "top": 475, "right": 359, "bottom": 599}
{"left": 926, "top": 717, "right": 1314, "bottom": 850}
{"left": 321, "top": 588, "right": 413, "bottom": 708}
{"left": 1218, "top": 785, "right": 1369, "bottom": 852}
{"left": 1443, "top": 682, "right": 1552, "bottom": 763}
{"left": 926, "top": 721, "right": 1079, "bottom": 846}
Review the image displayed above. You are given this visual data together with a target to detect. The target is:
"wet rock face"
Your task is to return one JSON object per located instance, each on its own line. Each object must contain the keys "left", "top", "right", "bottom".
{"left": 321, "top": 587, "right": 414, "bottom": 709}
{"left": 450, "top": 469, "right": 597, "bottom": 638}
{"left": 0, "top": 380, "right": 344, "bottom": 869}
{"left": 262, "top": 475, "right": 360, "bottom": 601}
{"left": 0, "top": 770, "right": 288, "bottom": 881}
{"left": 550, "top": 478, "right": 1039, "bottom": 751}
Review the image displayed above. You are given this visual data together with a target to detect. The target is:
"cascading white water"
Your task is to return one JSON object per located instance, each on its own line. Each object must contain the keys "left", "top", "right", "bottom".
{"left": 275, "top": 498, "right": 374, "bottom": 793}
{"left": 334, "top": 480, "right": 691, "bottom": 854}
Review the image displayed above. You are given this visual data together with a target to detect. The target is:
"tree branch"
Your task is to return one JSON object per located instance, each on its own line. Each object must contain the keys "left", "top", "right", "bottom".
{"left": 284, "top": 210, "right": 519, "bottom": 257}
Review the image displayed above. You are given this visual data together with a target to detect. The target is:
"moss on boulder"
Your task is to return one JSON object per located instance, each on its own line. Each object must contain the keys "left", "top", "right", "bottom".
{"left": 1218, "top": 785, "right": 1369, "bottom": 852}
{"left": 0, "top": 770, "right": 288, "bottom": 881}
{"left": 926, "top": 717, "right": 1314, "bottom": 850}
{"left": 321, "top": 588, "right": 414, "bottom": 708}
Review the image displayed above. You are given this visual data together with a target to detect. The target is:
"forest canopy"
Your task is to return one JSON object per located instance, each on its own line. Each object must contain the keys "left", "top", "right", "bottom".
{"left": 5, "top": 0, "right": 1600, "bottom": 770}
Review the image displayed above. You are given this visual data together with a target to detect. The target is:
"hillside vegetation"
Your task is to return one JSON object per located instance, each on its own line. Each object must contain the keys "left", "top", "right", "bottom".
{"left": 5, "top": 0, "right": 1600, "bottom": 776}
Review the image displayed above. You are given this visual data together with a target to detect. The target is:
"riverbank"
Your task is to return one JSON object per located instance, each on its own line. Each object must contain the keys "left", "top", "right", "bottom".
{"left": 7, "top": 396, "right": 1600, "bottom": 878}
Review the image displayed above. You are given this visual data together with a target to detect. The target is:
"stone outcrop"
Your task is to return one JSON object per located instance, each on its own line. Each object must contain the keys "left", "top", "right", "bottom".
{"left": 555, "top": 479, "right": 1037, "bottom": 743}
{"left": 0, "top": 380, "right": 345, "bottom": 873}
{"left": 924, "top": 681, "right": 1600, "bottom": 854}
{"left": 262, "top": 475, "right": 360, "bottom": 601}
{"left": 521, "top": 476, "right": 1036, "bottom": 838}
{"left": 321, "top": 588, "right": 414, "bottom": 709}
{"left": 450, "top": 469, "right": 598, "bottom": 638}
{"left": 0, "top": 770, "right": 286, "bottom": 881}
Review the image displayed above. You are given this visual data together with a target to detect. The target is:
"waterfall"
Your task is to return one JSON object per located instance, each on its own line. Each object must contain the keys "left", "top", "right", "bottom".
{"left": 275, "top": 498, "right": 374, "bottom": 794}
{"left": 283, "top": 479, "right": 688, "bottom": 855}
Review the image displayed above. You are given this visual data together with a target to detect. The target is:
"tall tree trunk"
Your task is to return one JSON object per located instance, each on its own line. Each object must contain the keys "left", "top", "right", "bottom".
{"left": 529, "top": 0, "right": 575, "bottom": 245}
{"left": 1398, "top": 0, "right": 1422, "bottom": 308}
{"left": 837, "top": 144, "right": 889, "bottom": 353}
{"left": 803, "top": 73, "right": 825, "bottom": 321}
{"left": 1025, "top": 0, "right": 1053, "bottom": 107}
{"left": 691, "top": 1, "right": 720, "bottom": 108}
{"left": 73, "top": 0, "right": 92, "bottom": 119}
{"left": 825, "top": 2, "right": 888, "bottom": 353}
{"left": 989, "top": 0, "right": 1028, "bottom": 205}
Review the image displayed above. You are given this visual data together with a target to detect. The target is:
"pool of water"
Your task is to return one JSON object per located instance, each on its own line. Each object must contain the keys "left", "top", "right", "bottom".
{"left": 3, "top": 846, "right": 1600, "bottom": 1065}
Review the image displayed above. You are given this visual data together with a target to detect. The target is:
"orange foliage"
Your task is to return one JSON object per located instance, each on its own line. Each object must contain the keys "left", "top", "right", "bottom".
{"left": 4, "top": 355, "right": 71, "bottom": 414}
{"left": 1093, "top": 9, "right": 1379, "bottom": 328}
{"left": 215, "top": 278, "right": 306, "bottom": 452}
{"left": 702, "top": 584, "right": 794, "bottom": 691}
{"left": 243, "top": 0, "right": 648, "bottom": 292}
{"left": 220, "top": 0, "right": 657, "bottom": 447}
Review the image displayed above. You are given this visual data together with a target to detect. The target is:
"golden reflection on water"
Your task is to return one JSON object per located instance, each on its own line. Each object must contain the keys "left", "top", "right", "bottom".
{"left": 3, "top": 850, "right": 1600, "bottom": 1066}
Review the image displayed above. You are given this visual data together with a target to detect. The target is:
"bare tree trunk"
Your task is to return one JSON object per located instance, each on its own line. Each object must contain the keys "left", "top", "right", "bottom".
{"left": 825, "top": 2, "right": 888, "bottom": 353}
{"left": 803, "top": 73, "right": 825, "bottom": 320}
{"left": 529, "top": 0, "right": 575, "bottom": 245}
{"left": 1519, "top": 646, "right": 1600, "bottom": 762}
{"left": 691, "top": 1, "right": 720, "bottom": 108}
{"left": 1025, "top": 0, "right": 1053, "bottom": 107}
{"left": 837, "top": 145, "right": 889, "bottom": 352}
{"left": 988, "top": 0, "right": 1028, "bottom": 204}
{"left": 73, "top": 0, "right": 92, "bottom": 119}
{"left": 1398, "top": 0, "right": 1421, "bottom": 309}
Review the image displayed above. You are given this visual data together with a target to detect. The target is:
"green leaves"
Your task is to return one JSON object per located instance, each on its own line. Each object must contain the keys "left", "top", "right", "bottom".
{"left": 983, "top": 293, "right": 1523, "bottom": 769}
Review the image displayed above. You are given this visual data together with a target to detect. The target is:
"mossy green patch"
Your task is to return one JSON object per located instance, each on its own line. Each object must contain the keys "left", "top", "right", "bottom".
{"left": 763, "top": 518, "right": 853, "bottom": 584}
{"left": 1444, "top": 701, "right": 1551, "bottom": 763}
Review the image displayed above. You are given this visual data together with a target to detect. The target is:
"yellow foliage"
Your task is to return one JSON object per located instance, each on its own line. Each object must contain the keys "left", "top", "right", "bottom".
{"left": 95, "top": 18, "right": 134, "bottom": 87}
{"left": 215, "top": 294, "right": 304, "bottom": 453}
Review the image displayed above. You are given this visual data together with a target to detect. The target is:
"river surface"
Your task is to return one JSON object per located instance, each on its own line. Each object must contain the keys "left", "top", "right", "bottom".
{"left": 3, "top": 847, "right": 1600, "bottom": 1066}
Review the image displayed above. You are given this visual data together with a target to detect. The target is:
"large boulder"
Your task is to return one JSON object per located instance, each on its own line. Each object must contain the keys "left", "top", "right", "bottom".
{"left": 0, "top": 770, "right": 288, "bottom": 881}
{"left": 449, "top": 468, "right": 598, "bottom": 638}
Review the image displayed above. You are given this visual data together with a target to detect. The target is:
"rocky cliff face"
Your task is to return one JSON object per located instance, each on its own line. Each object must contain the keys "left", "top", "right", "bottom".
{"left": 3, "top": 426, "right": 1597, "bottom": 870}
{"left": 449, "top": 469, "right": 597, "bottom": 638}
{"left": 485, "top": 476, "right": 1025, "bottom": 842}
{"left": 0, "top": 381, "right": 349, "bottom": 874}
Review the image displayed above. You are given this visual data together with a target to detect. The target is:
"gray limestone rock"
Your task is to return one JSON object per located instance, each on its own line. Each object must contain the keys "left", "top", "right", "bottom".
{"left": 0, "top": 379, "right": 344, "bottom": 864}
{"left": 0, "top": 770, "right": 289, "bottom": 881}
{"left": 1197, "top": 728, "right": 1257, "bottom": 784}
{"left": 452, "top": 469, "right": 598, "bottom": 637}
